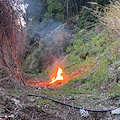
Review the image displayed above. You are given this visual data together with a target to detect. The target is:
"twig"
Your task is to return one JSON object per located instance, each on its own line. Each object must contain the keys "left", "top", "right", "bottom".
{"left": 0, "top": 74, "right": 12, "bottom": 82}
{"left": 0, "top": 24, "right": 26, "bottom": 86}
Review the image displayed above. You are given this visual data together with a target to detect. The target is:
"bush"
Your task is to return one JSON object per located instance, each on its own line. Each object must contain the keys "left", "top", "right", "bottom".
{"left": 76, "top": 7, "right": 98, "bottom": 29}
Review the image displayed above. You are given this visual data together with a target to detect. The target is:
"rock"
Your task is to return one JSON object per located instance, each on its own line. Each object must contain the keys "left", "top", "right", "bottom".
{"left": 12, "top": 98, "right": 20, "bottom": 105}
{"left": 11, "top": 98, "right": 22, "bottom": 107}
{"left": 68, "top": 96, "right": 75, "bottom": 100}
{"left": 80, "top": 109, "right": 89, "bottom": 118}
{"left": 8, "top": 114, "right": 14, "bottom": 118}
{"left": 28, "top": 97, "right": 36, "bottom": 102}
{"left": 111, "top": 108, "right": 120, "bottom": 115}
{"left": 38, "top": 87, "right": 41, "bottom": 90}
{"left": 117, "top": 100, "right": 120, "bottom": 106}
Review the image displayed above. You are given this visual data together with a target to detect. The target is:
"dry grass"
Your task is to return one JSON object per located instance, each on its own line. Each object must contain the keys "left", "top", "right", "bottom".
{"left": 102, "top": 1, "right": 120, "bottom": 35}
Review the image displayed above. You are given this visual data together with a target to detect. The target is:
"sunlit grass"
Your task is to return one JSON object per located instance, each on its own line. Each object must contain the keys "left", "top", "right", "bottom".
{"left": 102, "top": 1, "right": 120, "bottom": 34}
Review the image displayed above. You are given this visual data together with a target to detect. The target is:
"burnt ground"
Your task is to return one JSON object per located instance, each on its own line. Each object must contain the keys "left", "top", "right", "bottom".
{"left": 0, "top": 77, "right": 120, "bottom": 120}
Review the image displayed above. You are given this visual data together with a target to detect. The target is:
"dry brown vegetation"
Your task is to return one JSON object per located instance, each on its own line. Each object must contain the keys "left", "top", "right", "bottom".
{"left": 0, "top": 0, "right": 26, "bottom": 84}
{"left": 102, "top": 1, "right": 120, "bottom": 35}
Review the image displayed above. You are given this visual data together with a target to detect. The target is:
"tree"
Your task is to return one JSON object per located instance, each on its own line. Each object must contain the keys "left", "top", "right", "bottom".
{"left": 0, "top": 0, "right": 26, "bottom": 85}
{"left": 44, "top": 0, "right": 64, "bottom": 21}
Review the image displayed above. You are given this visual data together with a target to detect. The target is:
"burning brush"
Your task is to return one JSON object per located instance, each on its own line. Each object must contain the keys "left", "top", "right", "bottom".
{"left": 26, "top": 65, "right": 89, "bottom": 88}
{"left": 26, "top": 66, "right": 66, "bottom": 88}
{"left": 49, "top": 67, "right": 64, "bottom": 84}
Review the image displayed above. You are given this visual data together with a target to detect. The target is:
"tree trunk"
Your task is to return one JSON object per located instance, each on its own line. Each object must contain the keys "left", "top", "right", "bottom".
{"left": 66, "top": 0, "right": 69, "bottom": 19}
{"left": 74, "top": 0, "right": 78, "bottom": 14}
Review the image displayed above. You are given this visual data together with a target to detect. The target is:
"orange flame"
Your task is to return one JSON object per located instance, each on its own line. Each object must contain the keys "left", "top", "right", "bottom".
{"left": 49, "top": 67, "right": 63, "bottom": 84}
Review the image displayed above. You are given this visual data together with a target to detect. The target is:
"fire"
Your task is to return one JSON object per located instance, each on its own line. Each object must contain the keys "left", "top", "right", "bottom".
{"left": 49, "top": 67, "right": 64, "bottom": 84}
{"left": 26, "top": 65, "right": 90, "bottom": 88}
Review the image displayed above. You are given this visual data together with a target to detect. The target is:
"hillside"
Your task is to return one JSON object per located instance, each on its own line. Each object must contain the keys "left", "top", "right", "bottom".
{"left": 0, "top": 0, "right": 120, "bottom": 120}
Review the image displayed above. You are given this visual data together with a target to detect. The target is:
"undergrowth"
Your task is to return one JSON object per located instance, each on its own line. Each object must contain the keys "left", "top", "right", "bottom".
{"left": 65, "top": 27, "right": 120, "bottom": 96}
{"left": 23, "top": 1, "right": 120, "bottom": 101}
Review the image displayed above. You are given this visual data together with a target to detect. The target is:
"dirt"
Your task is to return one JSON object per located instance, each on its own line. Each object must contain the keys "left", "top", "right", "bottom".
{"left": 0, "top": 77, "right": 120, "bottom": 120}
{"left": 0, "top": 82, "right": 62, "bottom": 120}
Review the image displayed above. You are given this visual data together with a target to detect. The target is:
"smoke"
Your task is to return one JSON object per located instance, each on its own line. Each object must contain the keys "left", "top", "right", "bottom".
{"left": 24, "top": 0, "right": 73, "bottom": 73}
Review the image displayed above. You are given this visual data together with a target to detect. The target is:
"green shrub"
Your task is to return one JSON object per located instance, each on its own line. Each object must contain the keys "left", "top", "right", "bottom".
{"left": 76, "top": 7, "right": 98, "bottom": 29}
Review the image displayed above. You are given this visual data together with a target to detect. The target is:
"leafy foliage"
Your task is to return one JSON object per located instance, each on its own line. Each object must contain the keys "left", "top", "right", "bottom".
{"left": 44, "top": 0, "right": 110, "bottom": 22}
{"left": 44, "top": 0, "right": 64, "bottom": 21}
{"left": 76, "top": 8, "right": 98, "bottom": 29}
{"left": 65, "top": 25, "right": 120, "bottom": 95}
{"left": 24, "top": 0, "right": 120, "bottom": 96}
{"left": 66, "top": 29, "right": 107, "bottom": 61}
